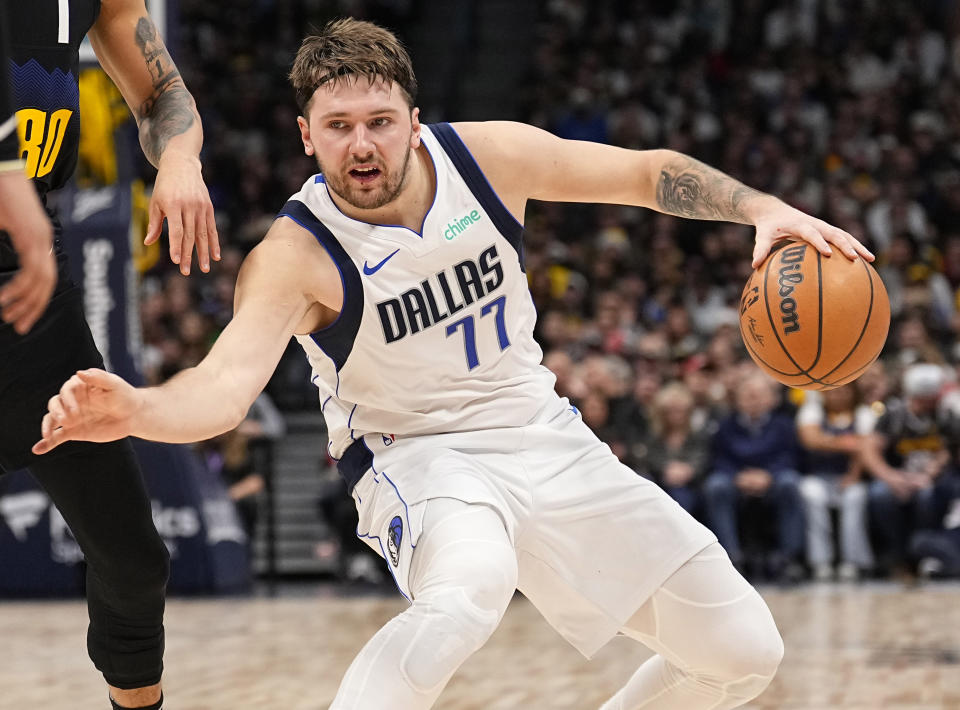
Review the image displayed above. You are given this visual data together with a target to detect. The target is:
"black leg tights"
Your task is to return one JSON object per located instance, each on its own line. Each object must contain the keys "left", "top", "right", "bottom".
{"left": 29, "top": 439, "right": 169, "bottom": 689}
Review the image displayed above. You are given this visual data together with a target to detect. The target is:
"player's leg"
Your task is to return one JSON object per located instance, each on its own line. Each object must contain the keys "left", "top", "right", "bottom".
{"left": 30, "top": 442, "right": 169, "bottom": 708}
{"left": 330, "top": 498, "right": 517, "bottom": 710}
{"left": 0, "top": 283, "right": 167, "bottom": 709}
{"left": 600, "top": 542, "right": 783, "bottom": 710}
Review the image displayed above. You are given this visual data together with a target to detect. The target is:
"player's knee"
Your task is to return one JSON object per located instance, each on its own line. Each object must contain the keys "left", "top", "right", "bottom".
{"left": 99, "top": 533, "right": 170, "bottom": 601}
{"left": 708, "top": 608, "right": 784, "bottom": 684}
{"left": 401, "top": 585, "right": 507, "bottom": 692}
{"left": 401, "top": 547, "right": 516, "bottom": 692}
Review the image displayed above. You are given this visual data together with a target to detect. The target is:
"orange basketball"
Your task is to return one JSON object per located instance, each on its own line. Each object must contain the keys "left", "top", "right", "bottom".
{"left": 738, "top": 240, "right": 890, "bottom": 390}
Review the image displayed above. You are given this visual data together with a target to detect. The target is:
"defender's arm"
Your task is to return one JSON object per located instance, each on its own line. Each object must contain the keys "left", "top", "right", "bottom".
{"left": 89, "top": 0, "right": 218, "bottom": 273}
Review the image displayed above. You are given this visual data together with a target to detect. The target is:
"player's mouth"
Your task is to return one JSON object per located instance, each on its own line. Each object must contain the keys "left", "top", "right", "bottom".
{"left": 349, "top": 166, "right": 382, "bottom": 184}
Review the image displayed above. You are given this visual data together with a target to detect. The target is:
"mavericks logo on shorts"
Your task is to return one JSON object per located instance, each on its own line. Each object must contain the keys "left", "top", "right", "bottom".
{"left": 388, "top": 515, "right": 403, "bottom": 567}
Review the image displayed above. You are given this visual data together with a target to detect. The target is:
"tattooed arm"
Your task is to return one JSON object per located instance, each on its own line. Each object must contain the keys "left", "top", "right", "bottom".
{"left": 87, "top": 0, "right": 219, "bottom": 274}
{"left": 453, "top": 121, "right": 873, "bottom": 266}
{"left": 654, "top": 154, "right": 768, "bottom": 225}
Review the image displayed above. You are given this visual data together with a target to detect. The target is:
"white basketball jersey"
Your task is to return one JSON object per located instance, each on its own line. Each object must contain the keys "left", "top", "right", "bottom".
{"left": 278, "top": 124, "right": 557, "bottom": 466}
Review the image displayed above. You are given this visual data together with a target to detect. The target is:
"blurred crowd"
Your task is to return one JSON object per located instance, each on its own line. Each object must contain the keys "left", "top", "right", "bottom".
{"left": 131, "top": 0, "right": 960, "bottom": 582}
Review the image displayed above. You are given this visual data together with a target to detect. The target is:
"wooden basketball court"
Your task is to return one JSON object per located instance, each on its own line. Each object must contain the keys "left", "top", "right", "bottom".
{"left": 3, "top": 583, "right": 959, "bottom": 709}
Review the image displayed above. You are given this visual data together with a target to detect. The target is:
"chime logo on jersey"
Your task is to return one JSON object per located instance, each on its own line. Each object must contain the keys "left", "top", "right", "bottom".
{"left": 387, "top": 516, "right": 403, "bottom": 567}
{"left": 376, "top": 244, "right": 504, "bottom": 343}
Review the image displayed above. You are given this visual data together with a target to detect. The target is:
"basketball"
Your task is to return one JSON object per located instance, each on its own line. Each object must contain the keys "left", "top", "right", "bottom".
{"left": 739, "top": 240, "right": 890, "bottom": 390}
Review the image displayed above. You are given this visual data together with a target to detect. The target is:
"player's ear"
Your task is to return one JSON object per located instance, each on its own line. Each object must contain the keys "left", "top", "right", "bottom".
{"left": 297, "top": 116, "right": 314, "bottom": 156}
{"left": 410, "top": 107, "right": 421, "bottom": 149}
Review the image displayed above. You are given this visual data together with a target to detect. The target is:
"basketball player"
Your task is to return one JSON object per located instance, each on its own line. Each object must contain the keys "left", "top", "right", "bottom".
{"left": 0, "top": 13, "right": 55, "bottom": 334}
{"left": 3, "top": 1, "right": 219, "bottom": 708}
{"left": 36, "top": 19, "right": 874, "bottom": 709}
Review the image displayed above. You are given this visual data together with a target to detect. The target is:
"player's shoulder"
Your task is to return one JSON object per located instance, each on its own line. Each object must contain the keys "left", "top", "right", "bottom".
{"left": 245, "top": 214, "right": 333, "bottom": 279}
{"left": 447, "top": 120, "right": 555, "bottom": 161}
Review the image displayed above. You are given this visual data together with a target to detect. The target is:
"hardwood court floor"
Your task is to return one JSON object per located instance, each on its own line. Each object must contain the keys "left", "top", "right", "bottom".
{"left": 2, "top": 583, "right": 960, "bottom": 709}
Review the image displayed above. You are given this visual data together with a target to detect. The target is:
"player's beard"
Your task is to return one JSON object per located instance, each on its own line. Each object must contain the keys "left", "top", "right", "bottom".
{"left": 320, "top": 137, "right": 413, "bottom": 211}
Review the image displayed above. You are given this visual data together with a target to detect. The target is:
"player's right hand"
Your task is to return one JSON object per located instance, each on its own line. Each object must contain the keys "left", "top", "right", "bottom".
{"left": 145, "top": 150, "right": 220, "bottom": 276}
{"left": 32, "top": 369, "right": 141, "bottom": 454}
{"left": 0, "top": 170, "right": 56, "bottom": 334}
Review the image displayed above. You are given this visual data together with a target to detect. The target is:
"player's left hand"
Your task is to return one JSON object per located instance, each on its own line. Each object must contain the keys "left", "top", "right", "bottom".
{"left": 751, "top": 200, "right": 874, "bottom": 269}
{"left": 145, "top": 150, "right": 220, "bottom": 276}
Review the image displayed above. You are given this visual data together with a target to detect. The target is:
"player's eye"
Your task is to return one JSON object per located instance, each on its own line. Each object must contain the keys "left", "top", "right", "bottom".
{"left": 371, "top": 117, "right": 391, "bottom": 127}
{"left": 329, "top": 121, "right": 347, "bottom": 130}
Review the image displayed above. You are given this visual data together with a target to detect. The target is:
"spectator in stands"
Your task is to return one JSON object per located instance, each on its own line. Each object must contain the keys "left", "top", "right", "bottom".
{"left": 205, "top": 428, "right": 264, "bottom": 542}
{"left": 703, "top": 369, "right": 805, "bottom": 581}
{"left": 796, "top": 385, "right": 876, "bottom": 581}
{"left": 643, "top": 382, "right": 709, "bottom": 516}
{"left": 861, "top": 363, "right": 959, "bottom": 576}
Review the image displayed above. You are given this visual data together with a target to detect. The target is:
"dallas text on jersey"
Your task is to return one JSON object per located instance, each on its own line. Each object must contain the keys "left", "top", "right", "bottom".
{"left": 376, "top": 244, "right": 504, "bottom": 344}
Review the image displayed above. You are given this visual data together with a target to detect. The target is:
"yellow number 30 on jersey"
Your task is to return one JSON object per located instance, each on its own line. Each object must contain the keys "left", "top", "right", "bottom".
{"left": 16, "top": 108, "right": 73, "bottom": 178}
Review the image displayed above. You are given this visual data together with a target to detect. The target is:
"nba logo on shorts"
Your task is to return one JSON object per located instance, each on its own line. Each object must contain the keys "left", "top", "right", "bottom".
{"left": 387, "top": 516, "right": 403, "bottom": 567}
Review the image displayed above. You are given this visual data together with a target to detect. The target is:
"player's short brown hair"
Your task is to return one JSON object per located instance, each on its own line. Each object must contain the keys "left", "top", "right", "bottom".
{"left": 289, "top": 18, "right": 418, "bottom": 113}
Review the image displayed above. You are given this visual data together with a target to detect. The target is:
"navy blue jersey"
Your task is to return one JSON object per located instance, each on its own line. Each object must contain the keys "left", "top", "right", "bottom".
{"left": 5, "top": 0, "right": 101, "bottom": 194}
{"left": 0, "top": 0, "right": 100, "bottom": 270}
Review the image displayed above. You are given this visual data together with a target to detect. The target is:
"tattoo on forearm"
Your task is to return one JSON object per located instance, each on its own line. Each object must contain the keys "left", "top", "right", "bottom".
{"left": 134, "top": 16, "right": 195, "bottom": 164}
{"left": 655, "top": 156, "right": 763, "bottom": 223}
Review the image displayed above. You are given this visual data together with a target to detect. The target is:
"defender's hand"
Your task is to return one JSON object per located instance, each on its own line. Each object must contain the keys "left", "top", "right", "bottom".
{"left": 751, "top": 201, "right": 874, "bottom": 268}
{"left": 145, "top": 150, "right": 220, "bottom": 275}
{"left": 0, "top": 170, "right": 56, "bottom": 334}
{"left": 32, "top": 369, "right": 142, "bottom": 454}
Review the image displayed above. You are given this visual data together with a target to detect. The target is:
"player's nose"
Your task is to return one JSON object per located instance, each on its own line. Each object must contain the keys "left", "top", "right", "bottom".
{"left": 348, "top": 124, "right": 375, "bottom": 156}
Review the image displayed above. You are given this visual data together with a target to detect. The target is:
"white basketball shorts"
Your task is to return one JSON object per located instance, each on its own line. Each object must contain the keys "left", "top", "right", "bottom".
{"left": 349, "top": 395, "right": 717, "bottom": 658}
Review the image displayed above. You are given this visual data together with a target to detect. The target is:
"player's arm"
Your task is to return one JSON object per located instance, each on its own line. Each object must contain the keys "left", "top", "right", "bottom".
{"left": 0, "top": 9, "right": 56, "bottom": 334}
{"left": 89, "top": 0, "right": 218, "bottom": 274}
{"left": 33, "top": 219, "right": 329, "bottom": 453}
{"left": 454, "top": 121, "right": 873, "bottom": 268}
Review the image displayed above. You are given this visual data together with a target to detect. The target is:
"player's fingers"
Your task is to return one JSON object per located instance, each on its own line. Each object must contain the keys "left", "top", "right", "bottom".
{"left": 76, "top": 368, "right": 120, "bottom": 391}
{"left": 790, "top": 222, "right": 832, "bottom": 257}
{"left": 39, "top": 412, "right": 56, "bottom": 442}
{"left": 33, "top": 415, "right": 71, "bottom": 455}
{"left": 167, "top": 209, "right": 184, "bottom": 266}
{"left": 69, "top": 373, "right": 91, "bottom": 411}
{"left": 207, "top": 207, "right": 221, "bottom": 262}
{"left": 2, "top": 293, "right": 36, "bottom": 331}
{"left": 47, "top": 394, "right": 67, "bottom": 426}
{"left": 751, "top": 235, "right": 782, "bottom": 269}
{"left": 819, "top": 224, "right": 860, "bottom": 261}
{"left": 825, "top": 223, "right": 874, "bottom": 262}
{"left": 194, "top": 211, "right": 209, "bottom": 273}
{"left": 60, "top": 377, "right": 85, "bottom": 415}
{"left": 145, "top": 200, "right": 164, "bottom": 246}
{"left": 179, "top": 209, "right": 196, "bottom": 275}
{"left": 11, "top": 296, "right": 45, "bottom": 335}
{"left": 0, "top": 270, "right": 30, "bottom": 308}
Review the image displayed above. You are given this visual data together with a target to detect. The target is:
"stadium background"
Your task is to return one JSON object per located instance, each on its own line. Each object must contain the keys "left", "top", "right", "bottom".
{"left": 4, "top": 0, "right": 960, "bottom": 708}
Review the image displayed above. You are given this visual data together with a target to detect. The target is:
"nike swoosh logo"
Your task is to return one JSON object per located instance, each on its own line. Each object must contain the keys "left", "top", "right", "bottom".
{"left": 363, "top": 249, "right": 400, "bottom": 275}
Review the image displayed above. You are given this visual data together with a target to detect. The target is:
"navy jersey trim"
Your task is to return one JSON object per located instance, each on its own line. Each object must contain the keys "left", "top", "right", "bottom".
{"left": 430, "top": 123, "right": 525, "bottom": 270}
{"left": 338, "top": 438, "right": 373, "bottom": 492}
{"left": 277, "top": 199, "right": 363, "bottom": 371}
